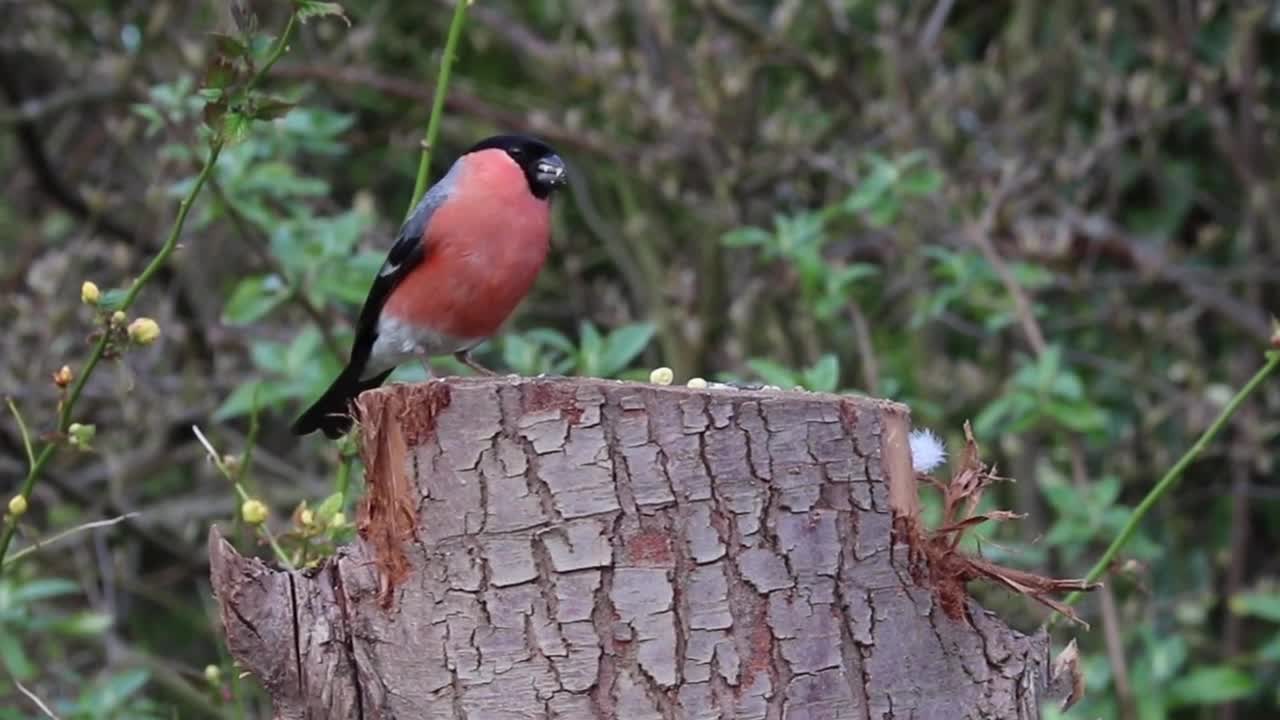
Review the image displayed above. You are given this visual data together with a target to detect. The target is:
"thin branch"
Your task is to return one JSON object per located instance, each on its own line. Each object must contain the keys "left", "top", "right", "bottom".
{"left": 409, "top": 0, "right": 472, "bottom": 214}
{"left": 8, "top": 513, "right": 141, "bottom": 564}
{"left": 966, "top": 165, "right": 1047, "bottom": 356}
{"left": 15, "top": 680, "right": 61, "bottom": 720}
{"left": 6, "top": 398, "right": 34, "bottom": 467}
{"left": 191, "top": 425, "right": 294, "bottom": 571}
{"left": 1064, "top": 351, "right": 1280, "bottom": 606}
{"left": 0, "top": 139, "right": 224, "bottom": 570}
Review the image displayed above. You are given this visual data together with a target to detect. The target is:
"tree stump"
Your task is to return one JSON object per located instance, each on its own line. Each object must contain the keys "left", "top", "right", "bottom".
{"left": 210, "top": 377, "right": 1061, "bottom": 719}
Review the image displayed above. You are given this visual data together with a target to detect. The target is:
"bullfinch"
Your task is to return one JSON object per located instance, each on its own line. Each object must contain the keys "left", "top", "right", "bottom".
{"left": 292, "top": 134, "right": 568, "bottom": 438}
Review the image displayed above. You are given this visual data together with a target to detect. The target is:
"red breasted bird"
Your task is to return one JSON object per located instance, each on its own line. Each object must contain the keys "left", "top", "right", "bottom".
{"left": 292, "top": 134, "right": 567, "bottom": 438}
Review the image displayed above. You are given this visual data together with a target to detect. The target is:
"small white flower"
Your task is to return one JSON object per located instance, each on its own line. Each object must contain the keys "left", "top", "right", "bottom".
{"left": 909, "top": 427, "right": 947, "bottom": 474}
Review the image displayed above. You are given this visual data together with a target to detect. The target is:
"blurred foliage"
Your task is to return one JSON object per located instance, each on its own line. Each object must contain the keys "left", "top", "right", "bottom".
{"left": 2, "top": 0, "right": 1280, "bottom": 717}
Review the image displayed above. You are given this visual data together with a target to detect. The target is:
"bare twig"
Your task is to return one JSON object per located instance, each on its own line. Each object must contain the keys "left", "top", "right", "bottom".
{"left": 966, "top": 165, "right": 1047, "bottom": 356}
{"left": 8, "top": 513, "right": 140, "bottom": 564}
{"left": 15, "top": 680, "right": 61, "bottom": 720}
{"left": 191, "top": 425, "right": 293, "bottom": 570}
{"left": 918, "top": 0, "right": 957, "bottom": 51}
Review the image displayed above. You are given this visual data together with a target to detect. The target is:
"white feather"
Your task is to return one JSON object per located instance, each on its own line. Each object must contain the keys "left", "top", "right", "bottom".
{"left": 908, "top": 427, "right": 948, "bottom": 474}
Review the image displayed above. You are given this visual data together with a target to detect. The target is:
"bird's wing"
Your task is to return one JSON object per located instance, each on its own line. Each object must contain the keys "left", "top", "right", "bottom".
{"left": 345, "top": 166, "right": 458, "bottom": 374}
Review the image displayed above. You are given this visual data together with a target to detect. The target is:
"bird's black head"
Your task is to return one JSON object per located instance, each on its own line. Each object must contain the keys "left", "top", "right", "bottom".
{"left": 465, "top": 134, "right": 567, "bottom": 200}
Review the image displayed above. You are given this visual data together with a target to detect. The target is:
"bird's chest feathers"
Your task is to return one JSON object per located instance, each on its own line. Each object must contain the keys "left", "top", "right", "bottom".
{"left": 384, "top": 181, "right": 551, "bottom": 339}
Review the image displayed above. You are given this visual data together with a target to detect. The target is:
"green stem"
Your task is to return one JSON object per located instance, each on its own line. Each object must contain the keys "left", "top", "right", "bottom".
{"left": 6, "top": 399, "right": 34, "bottom": 467}
{"left": 1064, "top": 351, "right": 1280, "bottom": 606}
{"left": 247, "top": 13, "right": 297, "bottom": 93}
{"left": 0, "top": 141, "right": 224, "bottom": 572}
{"left": 408, "top": 0, "right": 471, "bottom": 215}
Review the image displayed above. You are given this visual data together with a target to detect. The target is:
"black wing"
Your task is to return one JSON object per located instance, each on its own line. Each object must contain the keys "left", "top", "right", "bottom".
{"left": 289, "top": 172, "right": 456, "bottom": 437}
{"left": 345, "top": 174, "right": 454, "bottom": 375}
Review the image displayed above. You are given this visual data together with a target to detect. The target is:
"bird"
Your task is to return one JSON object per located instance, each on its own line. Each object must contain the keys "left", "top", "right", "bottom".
{"left": 292, "top": 134, "right": 568, "bottom": 438}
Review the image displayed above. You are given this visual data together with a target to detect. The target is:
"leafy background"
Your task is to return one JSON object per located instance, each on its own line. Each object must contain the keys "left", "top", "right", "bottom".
{"left": 2, "top": 0, "right": 1280, "bottom": 717}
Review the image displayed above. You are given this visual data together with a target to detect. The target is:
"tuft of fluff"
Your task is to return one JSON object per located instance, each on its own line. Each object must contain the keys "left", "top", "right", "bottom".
{"left": 909, "top": 427, "right": 947, "bottom": 474}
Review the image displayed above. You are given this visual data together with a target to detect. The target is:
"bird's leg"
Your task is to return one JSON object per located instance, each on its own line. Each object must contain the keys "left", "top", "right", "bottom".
{"left": 413, "top": 347, "right": 435, "bottom": 378}
{"left": 455, "top": 349, "right": 496, "bottom": 376}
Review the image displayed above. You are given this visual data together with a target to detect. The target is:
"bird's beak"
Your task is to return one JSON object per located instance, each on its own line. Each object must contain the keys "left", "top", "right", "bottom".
{"left": 535, "top": 154, "right": 567, "bottom": 187}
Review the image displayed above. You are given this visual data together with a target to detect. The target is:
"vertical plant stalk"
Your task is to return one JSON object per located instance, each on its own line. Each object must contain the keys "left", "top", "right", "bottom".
{"left": 0, "top": 141, "right": 224, "bottom": 570}
{"left": 0, "top": 14, "right": 301, "bottom": 571}
{"left": 407, "top": 0, "right": 472, "bottom": 215}
{"left": 1064, "top": 351, "right": 1280, "bottom": 606}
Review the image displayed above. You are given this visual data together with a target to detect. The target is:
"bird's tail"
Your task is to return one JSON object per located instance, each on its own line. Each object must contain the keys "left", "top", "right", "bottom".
{"left": 292, "top": 364, "right": 393, "bottom": 439}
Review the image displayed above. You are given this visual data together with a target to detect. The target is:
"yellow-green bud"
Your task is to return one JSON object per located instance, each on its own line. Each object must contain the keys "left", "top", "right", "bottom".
{"left": 81, "top": 281, "right": 101, "bottom": 305}
{"left": 241, "top": 498, "right": 268, "bottom": 525}
{"left": 299, "top": 508, "right": 315, "bottom": 527}
{"left": 111, "top": 311, "right": 127, "bottom": 327}
{"left": 686, "top": 377, "right": 708, "bottom": 389}
{"left": 649, "top": 367, "right": 674, "bottom": 385}
{"left": 67, "top": 422, "right": 96, "bottom": 449}
{"left": 128, "top": 317, "right": 160, "bottom": 345}
{"left": 330, "top": 512, "right": 347, "bottom": 529}
{"left": 8, "top": 495, "right": 28, "bottom": 517}
{"left": 204, "top": 664, "right": 222, "bottom": 685}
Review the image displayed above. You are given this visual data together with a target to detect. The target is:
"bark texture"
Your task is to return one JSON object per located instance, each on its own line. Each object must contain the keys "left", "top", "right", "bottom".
{"left": 210, "top": 377, "right": 1056, "bottom": 719}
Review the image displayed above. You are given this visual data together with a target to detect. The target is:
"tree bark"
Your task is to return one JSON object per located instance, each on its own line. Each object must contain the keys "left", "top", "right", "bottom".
{"left": 210, "top": 377, "right": 1060, "bottom": 719}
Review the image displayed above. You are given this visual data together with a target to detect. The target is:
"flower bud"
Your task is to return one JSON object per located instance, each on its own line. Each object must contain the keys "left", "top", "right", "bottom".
{"left": 128, "top": 317, "right": 160, "bottom": 345}
{"left": 8, "top": 495, "right": 28, "bottom": 517}
{"left": 222, "top": 454, "right": 241, "bottom": 476}
{"left": 686, "top": 377, "right": 707, "bottom": 389}
{"left": 81, "top": 281, "right": 101, "bottom": 306}
{"left": 648, "top": 367, "right": 674, "bottom": 385}
{"left": 52, "top": 365, "right": 73, "bottom": 388}
{"left": 241, "top": 498, "right": 268, "bottom": 525}
{"left": 111, "top": 311, "right": 127, "bottom": 327}
{"left": 67, "top": 422, "right": 96, "bottom": 449}
{"left": 330, "top": 512, "right": 347, "bottom": 529}
{"left": 299, "top": 508, "right": 315, "bottom": 527}
{"left": 204, "top": 664, "right": 222, "bottom": 685}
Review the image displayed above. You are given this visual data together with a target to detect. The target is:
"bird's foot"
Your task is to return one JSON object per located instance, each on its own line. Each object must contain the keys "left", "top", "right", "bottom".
{"left": 455, "top": 350, "right": 497, "bottom": 376}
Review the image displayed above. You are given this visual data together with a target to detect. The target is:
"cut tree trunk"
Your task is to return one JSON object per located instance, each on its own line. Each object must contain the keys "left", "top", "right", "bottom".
{"left": 210, "top": 377, "right": 1064, "bottom": 719}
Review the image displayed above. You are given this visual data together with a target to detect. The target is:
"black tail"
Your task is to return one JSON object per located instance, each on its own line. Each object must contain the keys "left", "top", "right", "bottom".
{"left": 292, "top": 365, "right": 393, "bottom": 439}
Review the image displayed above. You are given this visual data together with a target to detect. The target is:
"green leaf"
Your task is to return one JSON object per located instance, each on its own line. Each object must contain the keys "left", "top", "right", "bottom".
{"left": 51, "top": 611, "right": 113, "bottom": 636}
{"left": 294, "top": 0, "right": 351, "bottom": 25}
{"left": 202, "top": 55, "right": 238, "bottom": 91}
{"left": 1168, "top": 666, "right": 1258, "bottom": 706}
{"left": 252, "top": 95, "right": 296, "bottom": 121}
{"left": 803, "top": 354, "right": 839, "bottom": 392}
{"left": 80, "top": 668, "right": 150, "bottom": 714}
{"left": 866, "top": 195, "right": 901, "bottom": 227}
{"left": 0, "top": 631, "right": 32, "bottom": 680}
{"left": 746, "top": 358, "right": 800, "bottom": 388}
{"left": 97, "top": 288, "right": 130, "bottom": 312}
{"left": 10, "top": 578, "right": 81, "bottom": 605}
{"left": 221, "top": 111, "right": 252, "bottom": 145}
{"left": 899, "top": 166, "right": 943, "bottom": 197}
{"left": 222, "top": 274, "right": 289, "bottom": 325}
{"left": 578, "top": 322, "right": 604, "bottom": 377}
{"left": 844, "top": 158, "right": 897, "bottom": 213}
{"left": 502, "top": 333, "right": 543, "bottom": 376}
{"left": 721, "top": 227, "right": 772, "bottom": 248}
{"left": 525, "top": 328, "right": 577, "bottom": 355}
{"left": 315, "top": 492, "right": 344, "bottom": 520}
{"left": 209, "top": 32, "right": 250, "bottom": 59}
{"left": 1230, "top": 590, "right": 1280, "bottom": 623}
{"left": 599, "top": 323, "right": 656, "bottom": 377}
{"left": 214, "top": 380, "right": 265, "bottom": 421}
